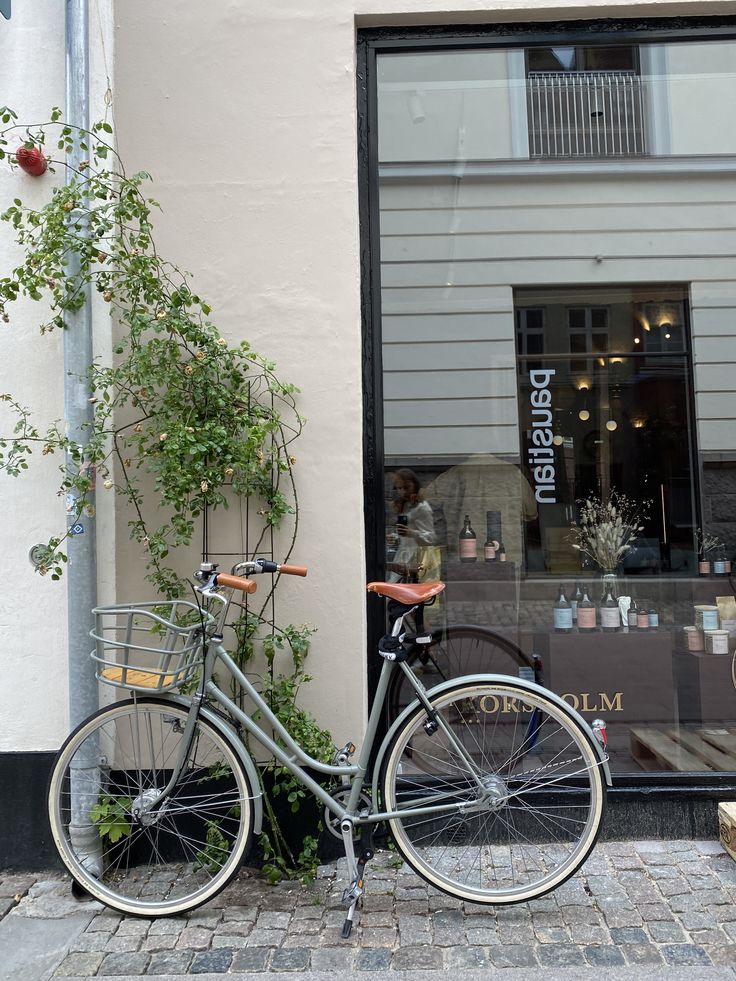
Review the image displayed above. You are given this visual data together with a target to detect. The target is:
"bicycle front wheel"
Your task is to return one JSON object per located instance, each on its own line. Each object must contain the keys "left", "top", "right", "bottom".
{"left": 381, "top": 679, "right": 606, "bottom": 905}
{"left": 387, "top": 625, "right": 533, "bottom": 720}
{"left": 48, "top": 698, "right": 255, "bottom": 917}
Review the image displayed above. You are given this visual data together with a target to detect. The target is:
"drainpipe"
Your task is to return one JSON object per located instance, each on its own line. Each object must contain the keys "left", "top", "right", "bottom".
{"left": 65, "top": 0, "right": 101, "bottom": 875}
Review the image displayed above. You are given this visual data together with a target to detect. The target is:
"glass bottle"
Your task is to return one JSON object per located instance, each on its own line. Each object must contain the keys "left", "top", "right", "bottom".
{"left": 648, "top": 607, "right": 659, "bottom": 629}
{"left": 577, "top": 587, "right": 597, "bottom": 633}
{"left": 627, "top": 597, "right": 638, "bottom": 630}
{"left": 459, "top": 514, "right": 477, "bottom": 563}
{"left": 571, "top": 581, "right": 583, "bottom": 623}
{"left": 553, "top": 585, "right": 573, "bottom": 633}
{"left": 637, "top": 605, "right": 650, "bottom": 631}
{"left": 498, "top": 542, "right": 507, "bottom": 562}
{"left": 600, "top": 585, "right": 621, "bottom": 632}
{"left": 714, "top": 546, "right": 727, "bottom": 576}
{"left": 483, "top": 512, "right": 497, "bottom": 562}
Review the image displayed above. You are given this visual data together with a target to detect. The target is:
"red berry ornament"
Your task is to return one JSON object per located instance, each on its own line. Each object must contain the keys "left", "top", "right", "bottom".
{"left": 15, "top": 145, "right": 48, "bottom": 176}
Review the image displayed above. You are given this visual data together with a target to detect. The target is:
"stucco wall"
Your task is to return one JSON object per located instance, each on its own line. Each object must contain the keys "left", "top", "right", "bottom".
{"left": 0, "top": 0, "right": 115, "bottom": 752}
{"left": 2, "top": 0, "right": 736, "bottom": 752}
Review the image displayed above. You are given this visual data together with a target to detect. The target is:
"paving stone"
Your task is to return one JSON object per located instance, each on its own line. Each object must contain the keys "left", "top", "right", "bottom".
{"left": 658, "top": 878, "right": 693, "bottom": 896}
{"left": 466, "top": 927, "right": 501, "bottom": 945}
{"left": 211, "top": 933, "right": 255, "bottom": 948}
{"left": 660, "top": 943, "right": 712, "bottom": 966}
{"left": 705, "top": 945, "right": 736, "bottom": 966}
{"left": 690, "top": 928, "right": 730, "bottom": 946}
{"left": 638, "top": 902, "right": 670, "bottom": 920}
{"left": 147, "top": 918, "right": 184, "bottom": 935}
{"left": 270, "top": 947, "right": 310, "bottom": 971}
{"left": 105, "top": 934, "right": 145, "bottom": 953}
{"left": 68, "top": 932, "right": 114, "bottom": 952}
{"left": 620, "top": 944, "right": 665, "bottom": 965}
{"left": 255, "top": 910, "right": 292, "bottom": 929}
{"left": 230, "top": 947, "right": 271, "bottom": 972}
{"left": 609, "top": 926, "right": 648, "bottom": 944}
{"left": 602, "top": 908, "right": 644, "bottom": 928}
{"left": 679, "top": 910, "right": 717, "bottom": 930}
{"left": 55, "top": 952, "right": 105, "bottom": 976}
{"left": 444, "top": 945, "right": 487, "bottom": 968}
{"left": 536, "top": 944, "right": 585, "bottom": 966}
{"left": 584, "top": 944, "right": 626, "bottom": 966}
{"left": 145, "top": 949, "right": 194, "bottom": 974}
{"left": 246, "top": 927, "right": 287, "bottom": 946}
{"left": 433, "top": 909, "right": 465, "bottom": 928}
{"left": 282, "top": 931, "right": 324, "bottom": 948}
{"left": 561, "top": 905, "right": 601, "bottom": 926}
{"left": 360, "top": 926, "right": 397, "bottom": 947}
{"left": 535, "top": 926, "right": 571, "bottom": 944}
{"left": 98, "top": 951, "right": 151, "bottom": 975}
{"left": 174, "top": 926, "right": 212, "bottom": 950}
{"left": 391, "top": 945, "right": 444, "bottom": 970}
{"left": 115, "top": 919, "right": 149, "bottom": 937}
{"left": 190, "top": 948, "right": 234, "bottom": 973}
{"left": 223, "top": 905, "right": 259, "bottom": 921}
{"left": 648, "top": 920, "right": 688, "bottom": 943}
{"left": 398, "top": 914, "right": 431, "bottom": 946}
{"left": 532, "top": 910, "right": 565, "bottom": 927}
{"left": 488, "top": 944, "right": 538, "bottom": 968}
{"left": 497, "top": 922, "right": 534, "bottom": 943}
{"left": 569, "top": 924, "right": 609, "bottom": 944}
{"left": 310, "top": 947, "right": 355, "bottom": 971}
{"left": 356, "top": 948, "right": 392, "bottom": 971}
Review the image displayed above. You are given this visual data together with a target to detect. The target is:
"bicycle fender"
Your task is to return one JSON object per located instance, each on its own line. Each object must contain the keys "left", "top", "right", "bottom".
{"left": 372, "top": 673, "right": 612, "bottom": 804}
{"left": 164, "top": 694, "right": 264, "bottom": 835}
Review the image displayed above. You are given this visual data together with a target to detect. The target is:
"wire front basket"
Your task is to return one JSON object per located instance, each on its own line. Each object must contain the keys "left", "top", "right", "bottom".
{"left": 91, "top": 600, "right": 213, "bottom": 693}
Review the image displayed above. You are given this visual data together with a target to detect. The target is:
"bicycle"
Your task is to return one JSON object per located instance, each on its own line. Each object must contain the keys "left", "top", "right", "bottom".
{"left": 48, "top": 559, "right": 611, "bottom": 936}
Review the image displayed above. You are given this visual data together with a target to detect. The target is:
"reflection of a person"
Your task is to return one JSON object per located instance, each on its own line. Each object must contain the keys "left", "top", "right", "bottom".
{"left": 424, "top": 453, "right": 537, "bottom": 565}
{"left": 387, "top": 468, "right": 436, "bottom": 583}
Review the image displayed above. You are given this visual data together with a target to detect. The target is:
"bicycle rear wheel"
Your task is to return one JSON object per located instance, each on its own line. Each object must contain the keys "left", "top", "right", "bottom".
{"left": 387, "top": 625, "right": 533, "bottom": 720}
{"left": 48, "top": 698, "right": 254, "bottom": 917}
{"left": 381, "top": 679, "right": 606, "bottom": 905}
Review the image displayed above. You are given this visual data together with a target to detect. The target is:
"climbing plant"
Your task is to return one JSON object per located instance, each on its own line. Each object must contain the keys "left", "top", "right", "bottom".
{"left": 0, "top": 106, "right": 333, "bottom": 879}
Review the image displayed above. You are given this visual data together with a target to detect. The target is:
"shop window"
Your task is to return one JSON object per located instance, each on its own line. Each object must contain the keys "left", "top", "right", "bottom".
{"left": 371, "top": 28, "right": 736, "bottom": 777}
{"left": 514, "top": 285, "right": 696, "bottom": 577}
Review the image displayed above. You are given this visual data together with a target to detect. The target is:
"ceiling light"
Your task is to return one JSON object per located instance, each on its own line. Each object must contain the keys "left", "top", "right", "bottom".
{"left": 606, "top": 420, "right": 618, "bottom": 432}
{"left": 578, "top": 409, "right": 590, "bottom": 421}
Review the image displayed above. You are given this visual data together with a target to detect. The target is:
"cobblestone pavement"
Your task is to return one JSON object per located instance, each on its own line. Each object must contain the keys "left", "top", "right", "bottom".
{"left": 3, "top": 840, "right": 736, "bottom": 978}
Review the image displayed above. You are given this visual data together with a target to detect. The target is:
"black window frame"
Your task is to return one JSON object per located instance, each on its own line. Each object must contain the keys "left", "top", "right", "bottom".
{"left": 358, "top": 14, "right": 736, "bottom": 803}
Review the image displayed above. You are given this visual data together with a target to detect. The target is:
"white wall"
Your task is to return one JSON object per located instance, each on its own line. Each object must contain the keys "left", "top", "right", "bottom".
{"left": 2, "top": 0, "right": 736, "bottom": 751}
{"left": 0, "top": 0, "right": 114, "bottom": 752}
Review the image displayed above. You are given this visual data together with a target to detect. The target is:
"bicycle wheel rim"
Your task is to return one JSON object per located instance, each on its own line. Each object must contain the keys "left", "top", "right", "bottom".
{"left": 48, "top": 699, "right": 254, "bottom": 917}
{"left": 388, "top": 626, "right": 531, "bottom": 720}
{"left": 382, "top": 680, "right": 605, "bottom": 905}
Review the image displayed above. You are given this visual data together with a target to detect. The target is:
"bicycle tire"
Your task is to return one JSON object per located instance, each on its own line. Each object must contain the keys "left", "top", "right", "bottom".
{"left": 387, "top": 624, "right": 533, "bottom": 721}
{"left": 48, "top": 698, "right": 255, "bottom": 917}
{"left": 381, "top": 678, "right": 606, "bottom": 905}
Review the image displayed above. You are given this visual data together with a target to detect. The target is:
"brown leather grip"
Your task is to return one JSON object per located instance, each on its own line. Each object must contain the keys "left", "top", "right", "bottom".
{"left": 279, "top": 564, "right": 308, "bottom": 577}
{"left": 215, "top": 573, "right": 258, "bottom": 594}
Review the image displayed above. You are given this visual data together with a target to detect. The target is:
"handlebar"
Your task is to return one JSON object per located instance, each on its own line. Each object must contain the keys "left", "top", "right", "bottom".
{"left": 214, "top": 573, "right": 258, "bottom": 593}
{"left": 194, "top": 558, "right": 308, "bottom": 598}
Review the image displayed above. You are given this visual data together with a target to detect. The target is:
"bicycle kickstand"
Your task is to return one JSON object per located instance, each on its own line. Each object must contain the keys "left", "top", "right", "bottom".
{"left": 339, "top": 819, "right": 374, "bottom": 939}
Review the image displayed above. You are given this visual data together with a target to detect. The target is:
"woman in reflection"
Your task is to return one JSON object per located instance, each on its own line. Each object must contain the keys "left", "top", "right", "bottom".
{"left": 388, "top": 468, "right": 437, "bottom": 583}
